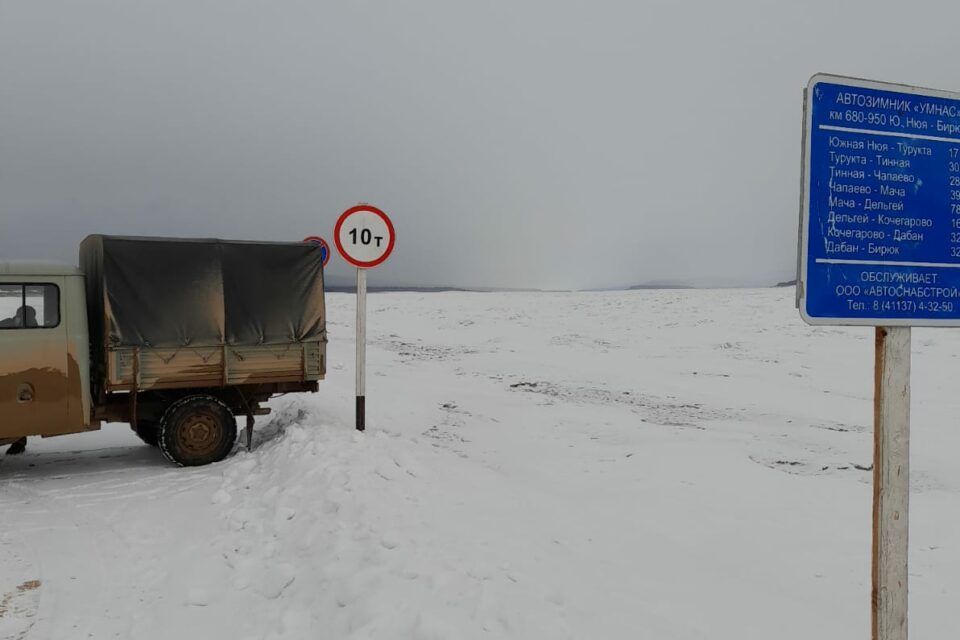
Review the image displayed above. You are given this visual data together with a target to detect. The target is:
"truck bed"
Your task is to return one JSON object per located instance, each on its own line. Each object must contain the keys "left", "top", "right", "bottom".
{"left": 106, "top": 341, "right": 325, "bottom": 391}
{"left": 79, "top": 235, "right": 327, "bottom": 399}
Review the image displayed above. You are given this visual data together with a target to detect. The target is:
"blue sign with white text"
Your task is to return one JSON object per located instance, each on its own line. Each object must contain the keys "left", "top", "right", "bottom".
{"left": 801, "top": 75, "right": 960, "bottom": 325}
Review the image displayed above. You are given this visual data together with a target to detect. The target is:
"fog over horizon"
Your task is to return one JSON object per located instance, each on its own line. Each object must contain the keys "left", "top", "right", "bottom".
{"left": 2, "top": 1, "right": 959, "bottom": 290}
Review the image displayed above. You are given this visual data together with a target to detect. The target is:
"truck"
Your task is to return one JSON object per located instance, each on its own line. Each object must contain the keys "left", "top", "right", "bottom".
{"left": 0, "top": 235, "right": 327, "bottom": 466}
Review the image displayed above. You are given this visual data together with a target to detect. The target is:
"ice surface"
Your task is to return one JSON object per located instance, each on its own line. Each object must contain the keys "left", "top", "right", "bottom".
{"left": 0, "top": 289, "right": 957, "bottom": 639}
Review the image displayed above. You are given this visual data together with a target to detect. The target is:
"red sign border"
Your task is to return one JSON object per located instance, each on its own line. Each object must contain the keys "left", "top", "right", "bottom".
{"left": 302, "top": 235, "right": 331, "bottom": 268}
{"left": 334, "top": 204, "right": 396, "bottom": 269}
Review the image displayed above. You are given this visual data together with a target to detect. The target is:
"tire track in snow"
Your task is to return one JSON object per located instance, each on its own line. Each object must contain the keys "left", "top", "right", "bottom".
{"left": 506, "top": 379, "right": 735, "bottom": 428}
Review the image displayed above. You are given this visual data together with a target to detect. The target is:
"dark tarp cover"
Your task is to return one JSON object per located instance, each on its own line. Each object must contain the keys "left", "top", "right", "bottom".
{"left": 80, "top": 235, "right": 326, "bottom": 356}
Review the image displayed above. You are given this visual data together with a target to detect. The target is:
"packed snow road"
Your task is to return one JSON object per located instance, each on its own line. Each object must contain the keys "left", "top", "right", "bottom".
{"left": 1, "top": 289, "right": 958, "bottom": 639}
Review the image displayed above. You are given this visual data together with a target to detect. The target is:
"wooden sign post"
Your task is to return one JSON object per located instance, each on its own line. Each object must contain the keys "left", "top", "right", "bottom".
{"left": 872, "top": 327, "right": 911, "bottom": 640}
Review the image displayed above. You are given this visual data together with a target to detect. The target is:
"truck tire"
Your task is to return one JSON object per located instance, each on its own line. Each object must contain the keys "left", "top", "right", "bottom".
{"left": 132, "top": 420, "right": 160, "bottom": 447}
{"left": 158, "top": 395, "right": 237, "bottom": 467}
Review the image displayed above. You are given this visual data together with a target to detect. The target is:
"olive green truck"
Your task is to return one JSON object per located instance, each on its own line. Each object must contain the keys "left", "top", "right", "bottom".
{"left": 0, "top": 235, "right": 327, "bottom": 466}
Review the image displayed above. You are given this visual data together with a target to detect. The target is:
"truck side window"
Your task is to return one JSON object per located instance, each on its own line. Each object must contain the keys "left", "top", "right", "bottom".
{"left": 0, "top": 284, "right": 60, "bottom": 329}
{"left": 25, "top": 285, "right": 59, "bottom": 328}
{"left": 0, "top": 285, "right": 21, "bottom": 328}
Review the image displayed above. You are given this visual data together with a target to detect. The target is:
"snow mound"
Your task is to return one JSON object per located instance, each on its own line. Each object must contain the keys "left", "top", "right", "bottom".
{"left": 213, "top": 400, "right": 572, "bottom": 639}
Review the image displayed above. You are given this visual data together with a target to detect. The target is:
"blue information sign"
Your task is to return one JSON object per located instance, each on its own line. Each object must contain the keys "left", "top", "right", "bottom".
{"left": 800, "top": 74, "right": 960, "bottom": 326}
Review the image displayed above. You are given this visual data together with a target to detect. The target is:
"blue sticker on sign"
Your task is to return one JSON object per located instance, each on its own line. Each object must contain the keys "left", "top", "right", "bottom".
{"left": 801, "top": 75, "right": 960, "bottom": 325}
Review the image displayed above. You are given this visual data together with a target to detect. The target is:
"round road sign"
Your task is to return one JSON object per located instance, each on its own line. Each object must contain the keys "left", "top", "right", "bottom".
{"left": 334, "top": 205, "right": 396, "bottom": 269}
{"left": 302, "top": 236, "right": 331, "bottom": 267}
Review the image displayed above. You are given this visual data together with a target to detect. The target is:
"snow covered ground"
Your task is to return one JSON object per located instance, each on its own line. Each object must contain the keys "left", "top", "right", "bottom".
{"left": 1, "top": 289, "right": 958, "bottom": 639}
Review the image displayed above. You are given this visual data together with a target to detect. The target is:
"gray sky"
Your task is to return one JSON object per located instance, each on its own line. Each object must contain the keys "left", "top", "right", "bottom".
{"left": 2, "top": 0, "right": 958, "bottom": 289}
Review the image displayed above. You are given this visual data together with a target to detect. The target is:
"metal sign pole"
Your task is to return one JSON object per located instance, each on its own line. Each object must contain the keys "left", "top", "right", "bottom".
{"left": 872, "top": 326, "right": 911, "bottom": 640}
{"left": 335, "top": 204, "right": 393, "bottom": 432}
{"left": 355, "top": 267, "right": 366, "bottom": 432}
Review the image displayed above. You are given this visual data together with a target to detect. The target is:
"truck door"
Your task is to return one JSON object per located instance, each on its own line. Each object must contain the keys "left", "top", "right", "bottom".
{"left": 0, "top": 281, "right": 69, "bottom": 440}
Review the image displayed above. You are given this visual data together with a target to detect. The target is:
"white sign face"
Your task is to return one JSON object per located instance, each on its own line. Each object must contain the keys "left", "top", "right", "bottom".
{"left": 334, "top": 205, "right": 396, "bottom": 268}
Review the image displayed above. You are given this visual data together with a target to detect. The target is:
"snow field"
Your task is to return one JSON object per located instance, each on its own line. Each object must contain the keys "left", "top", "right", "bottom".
{"left": 1, "top": 289, "right": 958, "bottom": 639}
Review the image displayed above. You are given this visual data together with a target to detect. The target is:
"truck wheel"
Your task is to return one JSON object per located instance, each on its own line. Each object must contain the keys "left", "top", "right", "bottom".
{"left": 132, "top": 420, "right": 160, "bottom": 447}
{"left": 158, "top": 396, "right": 237, "bottom": 467}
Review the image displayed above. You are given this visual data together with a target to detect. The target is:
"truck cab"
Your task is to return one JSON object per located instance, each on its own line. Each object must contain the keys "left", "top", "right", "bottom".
{"left": 0, "top": 263, "right": 96, "bottom": 447}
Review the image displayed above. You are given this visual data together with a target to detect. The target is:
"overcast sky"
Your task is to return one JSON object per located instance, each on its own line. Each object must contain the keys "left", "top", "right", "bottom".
{"left": 2, "top": 0, "right": 959, "bottom": 289}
